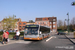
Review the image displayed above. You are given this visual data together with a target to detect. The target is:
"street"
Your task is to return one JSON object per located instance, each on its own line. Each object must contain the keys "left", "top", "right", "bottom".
{"left": 0, "top": 35, "right": 75, "bottom": 50}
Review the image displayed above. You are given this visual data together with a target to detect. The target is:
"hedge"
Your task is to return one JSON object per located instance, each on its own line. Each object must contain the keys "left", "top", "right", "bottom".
{"left": 0, "top": 31, "right": 24, "bottom": 35}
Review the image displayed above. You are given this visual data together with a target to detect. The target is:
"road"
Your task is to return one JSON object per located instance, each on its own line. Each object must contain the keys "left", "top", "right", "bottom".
{"left": 0, "top": 35, "right": 75, "bottom": 50}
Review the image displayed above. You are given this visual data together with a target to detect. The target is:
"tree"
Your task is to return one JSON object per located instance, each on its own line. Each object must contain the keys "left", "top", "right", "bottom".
{"left": 64, "top": 21, "right": 67, "bottom": 30}
{"left": 29, "top": 20, "right": 34, "bottom": 22}
{"left": 57, "top": 20, "right": 63, "bottom": 29}
{"left": 2, "top": 15, "right": 17, "bottom": 30}
{"left": 70, "top": 17, "right": 75, "bottom": 30}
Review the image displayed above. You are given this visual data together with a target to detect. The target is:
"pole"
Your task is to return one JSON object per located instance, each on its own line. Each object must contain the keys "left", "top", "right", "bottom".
{"left": 68, "top": 12, "right": 69, "bottom": 34}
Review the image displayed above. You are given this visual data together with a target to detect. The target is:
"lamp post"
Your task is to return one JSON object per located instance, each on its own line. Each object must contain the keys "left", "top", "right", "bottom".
{"left": 65, "top": 13, "right": 69, "bottom": 34}
{"left": 67, "top": 12, "right": 69, "bottom": 34}
{"left": 72, "top": 2, "right": 75, "bottom": 6}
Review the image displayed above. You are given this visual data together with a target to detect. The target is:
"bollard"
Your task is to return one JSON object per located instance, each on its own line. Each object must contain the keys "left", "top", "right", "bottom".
{"left": 74, "top": 31, "right": 75, "bottom": 38}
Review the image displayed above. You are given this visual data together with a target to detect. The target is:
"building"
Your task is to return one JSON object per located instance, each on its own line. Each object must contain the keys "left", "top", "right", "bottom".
{"left": 18, "top": 21, "right": 27, "bottom": 31}
{"left": 35, "top": 17, "right": 57, "bottom": 32}
{"left": 27, "top": 22, "right": 35, "bottom": 25}
{"left": 14, "top": 18, "right": 21, "bottom": 31}
{"left": 18, "top": 21, "right": 35, "bottom": 31}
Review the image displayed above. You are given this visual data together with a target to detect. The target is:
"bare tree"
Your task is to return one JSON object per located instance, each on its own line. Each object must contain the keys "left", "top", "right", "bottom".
{"left": 71, "top": 17, "right": 75, "bottom": 29}
{"left": 57, "top": 20, "right": 63, "bottom": 27}
{"left": 64, "top": 21, "right": 67, "bottom": 30}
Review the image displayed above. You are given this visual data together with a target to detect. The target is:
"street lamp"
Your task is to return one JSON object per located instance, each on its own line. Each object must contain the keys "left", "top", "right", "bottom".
{"left": 65, "top": 13, "right": 69, "bottom": 34}
{"left": 72, "top": 2, "right": 75, "bottom": 6}
{"left": 67, "top": 12, "right": 69, "bottom": 34}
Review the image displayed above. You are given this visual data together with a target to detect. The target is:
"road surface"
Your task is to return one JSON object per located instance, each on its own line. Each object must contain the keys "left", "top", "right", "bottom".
{"left": 0, "top": 35, "right": 75, "bottom": 50}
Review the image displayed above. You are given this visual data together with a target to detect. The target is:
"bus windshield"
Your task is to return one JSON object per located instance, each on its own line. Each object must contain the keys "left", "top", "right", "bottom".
{"left": 25, "top": 27, "right": 38, "bottom": 35}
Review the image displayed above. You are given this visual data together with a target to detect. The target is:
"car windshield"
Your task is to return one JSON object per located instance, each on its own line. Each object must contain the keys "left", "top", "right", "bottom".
{"left": 25, "top": 27, "right": 38, "bottom": 35}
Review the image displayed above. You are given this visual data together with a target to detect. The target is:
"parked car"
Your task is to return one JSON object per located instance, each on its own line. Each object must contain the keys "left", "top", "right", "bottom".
{"left": 57, "top": 32, "right": 66, "bottom": 35}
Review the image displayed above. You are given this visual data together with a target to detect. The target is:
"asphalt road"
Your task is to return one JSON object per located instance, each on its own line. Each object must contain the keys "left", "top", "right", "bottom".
{"left": 0, "top": 35, "right": 75, "bottom": 50}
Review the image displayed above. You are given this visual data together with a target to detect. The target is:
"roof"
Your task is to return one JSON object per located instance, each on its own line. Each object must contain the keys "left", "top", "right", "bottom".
{"left": 35, "top": 17, "right": 57, "bottom": 22}
{"left": 27, "top": 22, "right": 35, "bottom": 23}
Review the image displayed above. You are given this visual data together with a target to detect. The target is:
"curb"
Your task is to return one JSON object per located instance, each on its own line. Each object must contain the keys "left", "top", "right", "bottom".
{"left": 65, "top": 35, "right": 75, "bottom": 45}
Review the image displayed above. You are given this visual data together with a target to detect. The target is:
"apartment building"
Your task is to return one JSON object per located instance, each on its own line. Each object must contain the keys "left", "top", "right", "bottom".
{"left": 14, "top": 18, "right": 21, "bottom": 30}
{"left": 18, "top": 21, "right": 35, "bottom": 31}
{"left": 35, "top": 17, "right": 57, "bottom": 32}
{"left": 18, "top": 22, "right": 27, "bottom": 31}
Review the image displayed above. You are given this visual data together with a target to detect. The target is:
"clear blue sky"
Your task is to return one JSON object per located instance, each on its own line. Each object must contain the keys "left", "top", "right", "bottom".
{"left": 0, "top": 0, "right": 75, "bottom": 22}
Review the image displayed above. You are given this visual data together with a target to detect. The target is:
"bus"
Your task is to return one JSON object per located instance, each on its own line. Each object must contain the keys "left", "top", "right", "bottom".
{"left": 24, "top": 24, "right": 50, "bottom": 40}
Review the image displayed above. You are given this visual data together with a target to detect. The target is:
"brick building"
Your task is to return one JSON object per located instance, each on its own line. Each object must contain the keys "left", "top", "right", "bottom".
{"left": 35, "top": 17, "right": 57, "bottom": 32}
{"left": 18, "top": 22, "right": 27, "bottom": 31}
{"left": 18, "top": 22, "right": 35, "bottom": 31}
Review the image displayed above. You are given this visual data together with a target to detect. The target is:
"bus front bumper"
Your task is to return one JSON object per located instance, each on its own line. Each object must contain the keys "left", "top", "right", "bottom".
{"left": 24, "top": 37, "right": 42, "bottom": 40}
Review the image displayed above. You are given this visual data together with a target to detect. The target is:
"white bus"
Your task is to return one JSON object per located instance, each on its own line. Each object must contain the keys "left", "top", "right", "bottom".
{"left": 24, "top": 24, "right": 50, "bottom": 40}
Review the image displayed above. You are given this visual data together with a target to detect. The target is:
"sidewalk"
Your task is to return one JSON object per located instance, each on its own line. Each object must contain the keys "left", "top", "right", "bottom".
{"left": 65, "top": 33, "right": 75, "bottom": 45}
{"left": 0, "top": 37, "right": 28, "bottom": 46}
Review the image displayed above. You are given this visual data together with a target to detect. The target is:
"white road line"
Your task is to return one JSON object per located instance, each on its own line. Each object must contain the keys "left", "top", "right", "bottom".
{"left": 46, "top": 37, "right": 53, "bottom": 42}
{"left": 52, "top": 36, "right": 56, "bottom": 38}
{"left": 46, "top": 36, "right": 56, "bottom": 42}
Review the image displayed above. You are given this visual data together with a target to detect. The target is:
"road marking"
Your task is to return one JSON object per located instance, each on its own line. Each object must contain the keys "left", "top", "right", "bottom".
{"left": 46, "top": 36, "right": 56, "bottom": 42}
{"left": 52, "top": 36, "right": 56, "bottom": 38}
{"left": 46, "top": 37, "right": 53, "bottom": 42}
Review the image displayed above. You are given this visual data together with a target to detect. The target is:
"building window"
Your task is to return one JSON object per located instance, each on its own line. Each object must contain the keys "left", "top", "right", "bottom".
{"left": 19, "top": 23, "right": 21, "bottom": 25}
{"left": 53, "top": 19, "right": 55, "bottom": 21}
{"left": 53, "top": 25, "right": 55, "bottom": 27}
{"left": 23, "top": 26, "right": 25, "bottom": 28}
{"left": 50, "top": 25, "right": 51, "bottom": 28}
{"left": 45, "top": 19, "right": 46, "bottom": 20}
{"left": 50, "top": 22, "right": 51, "bottom": 24}
{"left": 40, "top": 22, "right": 42, "bottom": 24}
{"left": 53, "top": 29, "right": 56, "bottom": 32}
{"left": 53, "top": 22, "right": 55, "bottom": 24}
{"left": 23, "top": 23, "right": 26, "bottom": 25}
{"left": 22, "top": 26, "right": 24, "bottom": 29}
{"left": 43, "top": 22, "right": 44, "bottom": 24}
{"left": 19, "top": 26, "right": 21, "bottom": 28}
{"left": 19, "top": 29, "right": 21, "bottom": 31}
{"left": 37, "top": 22, "right": 38, "bottom": 24}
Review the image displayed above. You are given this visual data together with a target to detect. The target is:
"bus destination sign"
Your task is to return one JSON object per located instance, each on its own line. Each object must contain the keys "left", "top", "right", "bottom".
{"left": 26, "top": 25, "right": 38, "bottom": 27}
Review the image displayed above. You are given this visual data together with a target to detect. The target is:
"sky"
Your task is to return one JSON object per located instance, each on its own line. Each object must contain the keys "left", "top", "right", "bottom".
{"left": 0, "top": 0, "right": 75, "bottom": 22}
